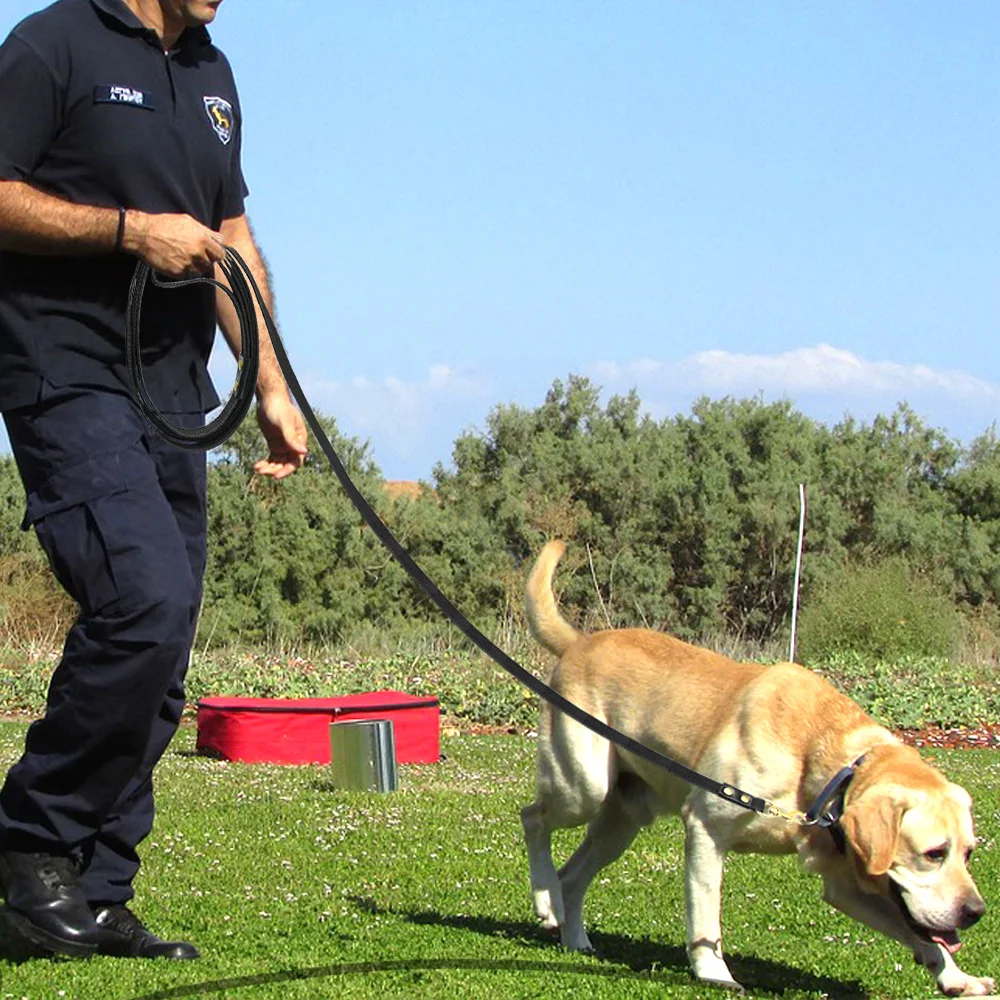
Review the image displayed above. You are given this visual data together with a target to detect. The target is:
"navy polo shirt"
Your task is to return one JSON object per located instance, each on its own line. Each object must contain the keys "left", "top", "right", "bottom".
{"left": 0, "top": 0, "right": 250, "bottom": 413}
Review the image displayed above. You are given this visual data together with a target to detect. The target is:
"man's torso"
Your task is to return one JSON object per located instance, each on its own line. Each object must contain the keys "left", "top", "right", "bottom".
{"left": 0, "top": 0, "right": 250, "bottom": 413}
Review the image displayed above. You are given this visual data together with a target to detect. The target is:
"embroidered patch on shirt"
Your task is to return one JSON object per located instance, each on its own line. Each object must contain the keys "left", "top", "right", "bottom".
{"left": 93, "top": 84, "right": 154, "bottom": 109}
{"left": 203, "top": 96, "right": 234, "bottom": 145}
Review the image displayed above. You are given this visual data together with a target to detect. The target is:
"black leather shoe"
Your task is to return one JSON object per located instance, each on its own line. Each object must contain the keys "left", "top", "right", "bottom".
{"left": 93, "top": 904, "right": 199, "bottom": 960}
{"left": 0, "top": 851, "right": 99, "bottom": 958}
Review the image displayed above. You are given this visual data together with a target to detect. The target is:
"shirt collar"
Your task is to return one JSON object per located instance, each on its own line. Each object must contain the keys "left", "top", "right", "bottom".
{"left": 89, "top": 0, "right": 212, "bottom": 48}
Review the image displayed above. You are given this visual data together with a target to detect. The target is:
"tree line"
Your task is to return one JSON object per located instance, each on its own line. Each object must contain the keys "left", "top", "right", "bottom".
{"left": 0, "top": 375, "right": 997, "bottom": 652}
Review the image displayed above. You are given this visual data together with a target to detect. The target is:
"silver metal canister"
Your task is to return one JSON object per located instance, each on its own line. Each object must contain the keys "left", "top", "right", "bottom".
{"left": 329, "top": 719, "right": 398, "bottom": 792}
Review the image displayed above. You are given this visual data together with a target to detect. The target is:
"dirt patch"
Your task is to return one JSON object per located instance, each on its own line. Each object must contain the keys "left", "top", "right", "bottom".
{"left": 893, "top": 724, "right": 1000, "bottom": 750}
{"left": 451, "top": 720, "right": 1000, "bottom": 748}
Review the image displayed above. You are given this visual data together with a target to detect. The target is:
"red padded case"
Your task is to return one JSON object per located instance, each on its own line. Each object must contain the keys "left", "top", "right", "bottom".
{"left": 195, "top": 691, "right": 440, "bottom": 765}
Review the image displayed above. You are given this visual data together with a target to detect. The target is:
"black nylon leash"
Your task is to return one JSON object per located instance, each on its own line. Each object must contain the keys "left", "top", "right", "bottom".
{"left": 126, "top": 249, "right": 259, "bottom": 450}
{"left": 125, "top": 247, "right": 803, "bottom": 823}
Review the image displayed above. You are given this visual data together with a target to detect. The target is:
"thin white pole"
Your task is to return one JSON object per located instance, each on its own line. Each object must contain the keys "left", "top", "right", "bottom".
{"left": 789, "top": 483, "right": 807, "bottom": 662}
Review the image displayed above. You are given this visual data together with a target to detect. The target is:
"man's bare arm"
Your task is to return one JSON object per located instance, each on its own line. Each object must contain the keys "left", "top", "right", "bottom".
{"left": 0, "top": 179, "right": 225, "bottom": 277}
{"left": 215, "top": 214, "right": 288, "bottom": 401}
{"left": 0, "top": 179, "right": 117, "bottom": 254}
{"left": 214, "top": 213, "right": 308, "bottom": 478}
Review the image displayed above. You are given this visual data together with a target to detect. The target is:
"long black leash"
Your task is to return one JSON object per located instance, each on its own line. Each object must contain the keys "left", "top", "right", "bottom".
{"left": 127, "top": 249, "right": 259, "bottom": 450}
{"left": 126, "top": 247, "right": 815, "bottom": 825}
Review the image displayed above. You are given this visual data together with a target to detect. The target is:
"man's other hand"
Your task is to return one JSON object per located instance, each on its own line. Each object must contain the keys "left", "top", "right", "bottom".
{"left": 254, "top": 392, "right": 308, "bottom": 479}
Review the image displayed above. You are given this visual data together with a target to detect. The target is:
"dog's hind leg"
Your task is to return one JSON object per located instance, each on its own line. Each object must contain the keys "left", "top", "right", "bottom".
{"left": 522, "top": 713, "right": 615, "bottom": 935}
{"left": 521, "top": 798, "right": 565, "bottom": 931}
{"left": 556, "top": 773, "right": 655, "bottom": 952}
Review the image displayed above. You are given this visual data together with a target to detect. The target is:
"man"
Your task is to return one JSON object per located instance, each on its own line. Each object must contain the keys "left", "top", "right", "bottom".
{"left": 0, "top": 0, "right": 308, "bottom": 960}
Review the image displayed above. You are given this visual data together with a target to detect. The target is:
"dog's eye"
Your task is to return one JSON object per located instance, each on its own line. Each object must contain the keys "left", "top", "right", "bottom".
{"left": 924, "top": 847, "right": 948, "bottom": 863}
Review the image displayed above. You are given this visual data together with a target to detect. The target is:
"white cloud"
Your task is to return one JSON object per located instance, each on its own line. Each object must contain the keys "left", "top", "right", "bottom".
{"left": 593, "top": 344, "right": 1000, "bottom": 401}
{"left": 207, "top": 341, "right": 495, "bottom": 477}
{"left": 199, "top": 343, "right": 998, "bottom": 480}
{"left": 298, "top": 363, "right": 492, "bottom": 473}
{"left": 590, "top": 345, "right": 1000, "bottom": 441}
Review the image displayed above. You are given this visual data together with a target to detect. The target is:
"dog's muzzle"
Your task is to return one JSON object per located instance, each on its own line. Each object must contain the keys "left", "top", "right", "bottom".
{"left": 888, "top": 880, "right": 980, "bottom": 955}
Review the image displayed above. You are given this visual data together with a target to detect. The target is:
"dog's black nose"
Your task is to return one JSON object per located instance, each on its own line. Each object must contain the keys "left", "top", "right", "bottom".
{"left": 960, "top": 899, "right": 986, "bottom": 929}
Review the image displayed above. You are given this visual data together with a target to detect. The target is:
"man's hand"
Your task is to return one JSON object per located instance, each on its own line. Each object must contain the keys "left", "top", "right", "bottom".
{"left": 123, "top": 210, "right": 226, "bottom": 278}
{"left": 254, "top": 391, "right": 308, "bottom": 479}
{"left": 0, "top": 182, "right": 225, "bottom": 276}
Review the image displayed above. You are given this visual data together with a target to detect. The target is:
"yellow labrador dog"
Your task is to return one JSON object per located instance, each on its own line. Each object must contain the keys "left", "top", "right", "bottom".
{"left": 521, "top": 541, "right": 993, "bottom": 996}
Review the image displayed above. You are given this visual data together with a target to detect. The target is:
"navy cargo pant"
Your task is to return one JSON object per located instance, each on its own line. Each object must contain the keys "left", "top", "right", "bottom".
{"left": 0, "top": 383, "right": 206, "bottom": 906}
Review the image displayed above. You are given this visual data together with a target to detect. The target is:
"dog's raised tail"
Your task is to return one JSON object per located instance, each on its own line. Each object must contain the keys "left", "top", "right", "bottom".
{"left": 525, "top": 540, "right": 581, "bottom": 656}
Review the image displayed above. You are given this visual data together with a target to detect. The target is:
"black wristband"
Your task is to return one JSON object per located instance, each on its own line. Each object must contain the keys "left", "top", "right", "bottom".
{"left": 114, "top": 206, "right": 127, "bottom": 254}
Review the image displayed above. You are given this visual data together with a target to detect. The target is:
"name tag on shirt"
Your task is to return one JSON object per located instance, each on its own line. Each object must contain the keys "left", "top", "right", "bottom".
{"left": 93, "top": 85, "right": 154, "bottom": 110}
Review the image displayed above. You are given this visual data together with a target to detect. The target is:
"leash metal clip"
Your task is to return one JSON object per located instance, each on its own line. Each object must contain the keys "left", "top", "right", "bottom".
{"left": 764, "top": 802, "right": 813, "bottom": 826}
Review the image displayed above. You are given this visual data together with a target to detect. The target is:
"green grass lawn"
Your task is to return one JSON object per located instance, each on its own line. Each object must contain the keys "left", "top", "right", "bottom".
{"left": 0, "top": 722, "right": 997, "bottom": 1000}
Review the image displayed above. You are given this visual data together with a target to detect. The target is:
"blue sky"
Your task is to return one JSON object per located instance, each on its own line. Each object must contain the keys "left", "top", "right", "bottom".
{"left": 3, "top": 1, "right": 999, "bottom": 480}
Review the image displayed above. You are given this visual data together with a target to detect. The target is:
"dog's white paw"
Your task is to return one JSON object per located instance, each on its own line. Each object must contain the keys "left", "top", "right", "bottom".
{"left": 690, "top": 942, "right": 742, "bottom": 992}
{"left": 697, "top": 978, "right": 746, "bottom": 994}
{"left": 938, "top": 971, "right": 996, "bottom": 996}
{"left": 532, "top": 889, "right": 561, "bottom": 929}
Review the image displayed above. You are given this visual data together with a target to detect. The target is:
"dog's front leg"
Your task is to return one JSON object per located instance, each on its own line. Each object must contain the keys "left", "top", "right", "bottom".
{"left": 821, "top": 876, "right": 995, "bottom": 997}
{"left": 913, "top": 942, "right": 996, "bottom": 998}
{"left": 684, "top": 807, "right": 742, "bottom": 991}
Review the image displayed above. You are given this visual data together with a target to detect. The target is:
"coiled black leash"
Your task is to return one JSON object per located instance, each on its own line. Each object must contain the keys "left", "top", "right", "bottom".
{"left": 126, "top": 248, "right": 259, "bottom": 450}
{"left": 125, "top": 248, "right": 803, "bottom": 824}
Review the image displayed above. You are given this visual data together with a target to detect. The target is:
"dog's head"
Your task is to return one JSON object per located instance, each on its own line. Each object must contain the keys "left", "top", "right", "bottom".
{"left": 840, "top": 745, "right": 985, "bottom": 955}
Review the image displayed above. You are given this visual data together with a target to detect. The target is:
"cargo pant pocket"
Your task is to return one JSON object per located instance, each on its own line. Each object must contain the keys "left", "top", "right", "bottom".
{"left": 23, "top": 452, "right": 146, "bottom": 617}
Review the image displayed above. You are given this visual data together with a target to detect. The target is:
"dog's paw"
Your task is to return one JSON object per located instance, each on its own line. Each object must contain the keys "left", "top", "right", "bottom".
{"left": 689, "top": 942, "right": 744, "bottom": 993}
{"left": 695, "top": 976, "right": 746, "bottom": 994}
{"left": 939, "top": 971, "right": 996, "bottom": 996}
{"left": 532, "top": 890, "right": 561, "bottom": 930}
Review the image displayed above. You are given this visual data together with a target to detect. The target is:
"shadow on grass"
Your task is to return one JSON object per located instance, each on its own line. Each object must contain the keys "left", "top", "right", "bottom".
{"left": 349, "top": 895, "right": 871, "bottom": 1000}
{"left": 120, "top": 959, "right": 695, "bottom": 999}
{"left": 0, "top": 896, "right": 870, "bottom": 1000}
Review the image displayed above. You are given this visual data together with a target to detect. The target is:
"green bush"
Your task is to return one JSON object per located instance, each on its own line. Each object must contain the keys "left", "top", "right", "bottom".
{"left": 815, "top": 652, "right": 999, "bottom": 729}
{"left": 796, "top": 557, "right": 960, "bottom": 664}
{"left": 4, "top": 388, "right": 1000, "bottom": 659}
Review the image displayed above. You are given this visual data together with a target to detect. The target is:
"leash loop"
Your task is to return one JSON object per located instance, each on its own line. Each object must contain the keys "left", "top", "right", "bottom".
{"left": 126, "top": 252, "right": 260, "bottom": 450}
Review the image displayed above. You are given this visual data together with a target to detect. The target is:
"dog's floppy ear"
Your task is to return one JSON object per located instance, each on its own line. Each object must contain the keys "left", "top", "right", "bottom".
{"left": 841, "top": 791, "right": 907, "bottom": 877}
